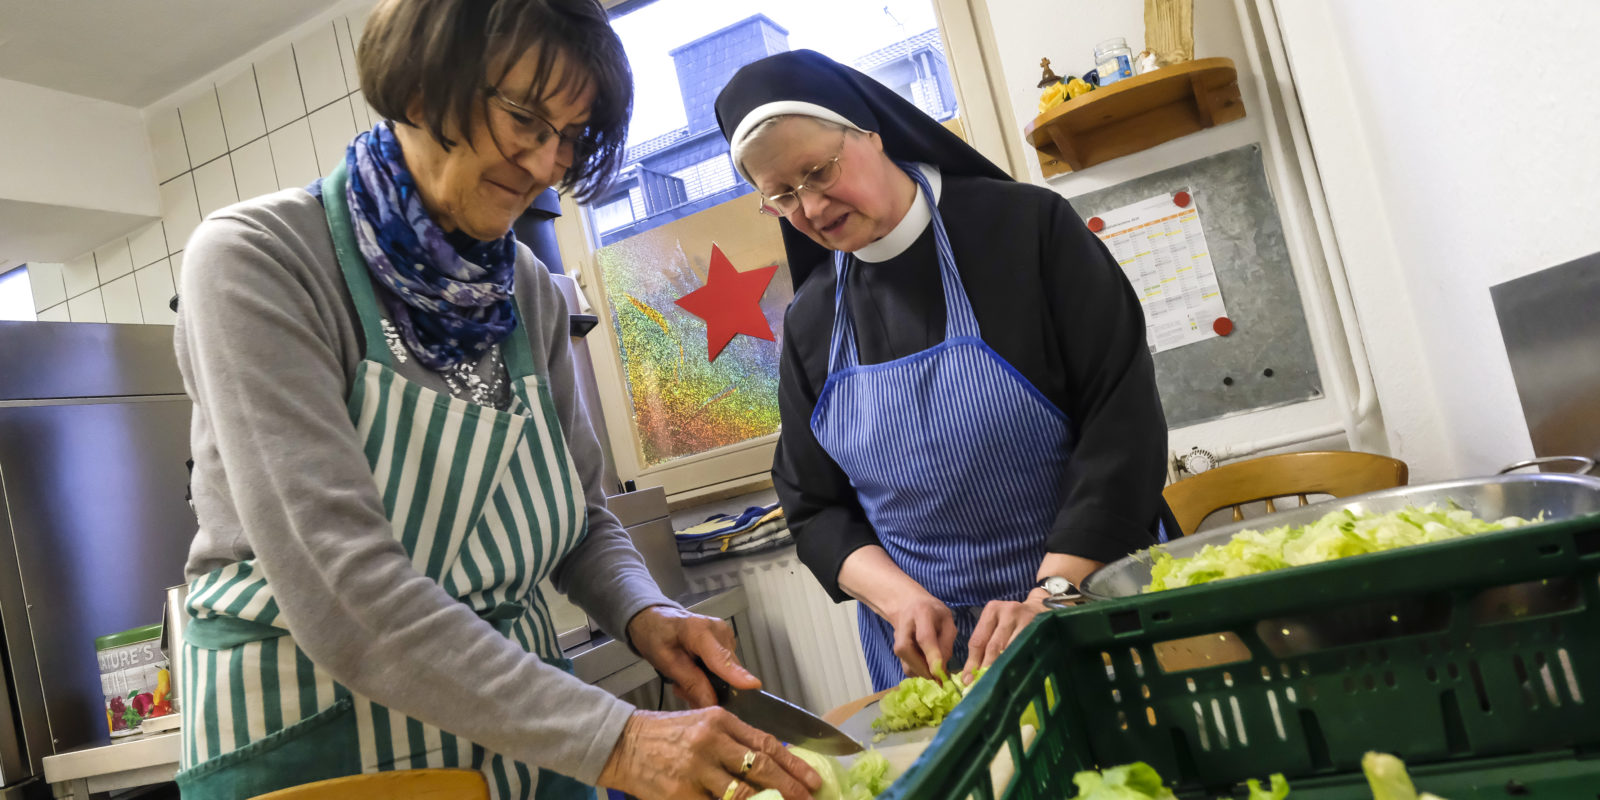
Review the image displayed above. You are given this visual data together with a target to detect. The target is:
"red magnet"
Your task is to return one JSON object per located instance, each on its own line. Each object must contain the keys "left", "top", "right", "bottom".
{"left": 1087, "top": 216, "right": 1105, "bottom": 233}
{"left": 1174, "top": 191, "right": 1192, "bottom": 208}
{"left": 1212, "top": 316, "right": 1234, "bottom": 336}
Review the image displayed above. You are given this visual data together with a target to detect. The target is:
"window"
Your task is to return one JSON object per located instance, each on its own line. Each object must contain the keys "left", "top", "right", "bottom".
{"left": 0, "top": 268, "right": 33, "bottom": 321}
{"left": 561, "top": 0, "right": 1010, "bottom": 500}
{"left": 592, "top": 196, "right": 637, "bottom": 234}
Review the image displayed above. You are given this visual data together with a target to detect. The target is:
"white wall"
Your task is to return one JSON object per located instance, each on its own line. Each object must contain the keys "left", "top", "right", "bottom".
{"left": 0, "top": 79, "right": 159, "bottom": 266}
{"left": 978, "top": 0, "right": 1366, "bottom": 466}
{"left": 0, "top": 78, "right": 156, "bottom": 216}
{"left": 27, "top": 4, "right": 379, "bottom": 325}
{"left": 1273, "top": 0, "right": 1600, "bottom": 479}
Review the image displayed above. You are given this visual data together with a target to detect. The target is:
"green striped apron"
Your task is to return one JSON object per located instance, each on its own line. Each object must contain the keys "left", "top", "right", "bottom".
{"left": 175, "top": 162, "right": 596, "bottom": 800}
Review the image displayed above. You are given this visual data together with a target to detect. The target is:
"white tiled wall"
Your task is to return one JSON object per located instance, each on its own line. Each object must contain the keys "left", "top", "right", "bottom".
{"left": 30, "top": 12, "right": 378, "bottom": 324}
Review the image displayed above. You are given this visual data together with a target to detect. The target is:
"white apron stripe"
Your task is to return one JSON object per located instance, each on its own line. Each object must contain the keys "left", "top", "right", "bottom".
{"left": 366, "top": 366, "right": 403, "bottom": 486}
{"left": 241, "top": 642, "right": 269, "bottom": 744}
{"left": 368, "top": 369, "right": 406, "bottom": 493}
{"left": 277, "top": 634, "right": 302, "bottom": 730}
{"left": 213, "top": 647, "right": 237, "bottom": 757}
{"left": 353, "top": 365, "right": 384, "bottom": 439}
{"left": 407, "top": 401, "right": 467, "bottom": 573}
{"left": 384, "top": 385, "right": 434, "bottom": 540}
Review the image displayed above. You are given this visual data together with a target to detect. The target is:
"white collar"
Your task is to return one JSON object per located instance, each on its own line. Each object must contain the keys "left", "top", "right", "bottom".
{"left": 854, "top": 163, "right": 942, "bottom": 263}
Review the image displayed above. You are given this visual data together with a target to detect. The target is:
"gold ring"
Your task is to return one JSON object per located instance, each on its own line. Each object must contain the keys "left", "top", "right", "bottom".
{"left": 739, "top": 750, "right": 757, "bottom": 776}
{"left": 722, "top": 778, "right": 741, "bottom": 800}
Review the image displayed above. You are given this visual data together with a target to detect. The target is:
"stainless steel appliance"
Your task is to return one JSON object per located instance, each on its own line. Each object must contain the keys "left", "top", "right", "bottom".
{"left": 0, "top": 321, "right": 196, "bottom": 792}
{"left": 1491, "top": 250, "right": 1600, "bottom": 464}
{"left": 541, "top": 485, "right": 689, "bottom": 650}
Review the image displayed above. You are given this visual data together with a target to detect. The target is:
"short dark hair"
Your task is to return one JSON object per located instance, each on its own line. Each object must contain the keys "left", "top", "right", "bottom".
{"left": 359, "top": 0, "right": 631, "bottom": 202}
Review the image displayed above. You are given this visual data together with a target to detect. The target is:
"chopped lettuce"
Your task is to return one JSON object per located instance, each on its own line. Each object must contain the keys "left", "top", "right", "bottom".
{"left": 1069, "top": 762, "right": 1177, "bottom": 799}
{"left": 872, "top": 667, "right": 987, "bottom": 734}
{"left": 844, "top": 750, "right": 894, "bottom": 796}
{"left": 1145, "top": 504, "right": 1534, "bottom": 592}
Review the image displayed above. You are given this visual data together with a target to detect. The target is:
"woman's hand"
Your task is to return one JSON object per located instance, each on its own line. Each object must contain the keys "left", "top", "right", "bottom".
{"left": 597, "top": 709, "right": 821, "bottom": 800}
{"left": 883, "top": 590, "right": 957, "bottom": 681}
{"left": 627, "top": 605, "right": 757, "bottom": 707}
{"left": 959, "top": 592, "right": 1049, "bottom": 678}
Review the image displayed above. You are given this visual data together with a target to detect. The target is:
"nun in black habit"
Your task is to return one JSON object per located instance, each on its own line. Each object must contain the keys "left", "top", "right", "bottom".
{"left": 715, "top": 50, "right": 1176, "bottom": 691}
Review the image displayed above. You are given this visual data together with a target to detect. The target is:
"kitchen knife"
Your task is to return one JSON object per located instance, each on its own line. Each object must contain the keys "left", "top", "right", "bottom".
{"left": 704, "top": 668, "right": 865, "bottom": 756}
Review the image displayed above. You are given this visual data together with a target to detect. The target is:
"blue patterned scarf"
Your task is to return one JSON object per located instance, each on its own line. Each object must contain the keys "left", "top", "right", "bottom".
{"left": 344, "top": 123, "right": 518, "bottom": 370}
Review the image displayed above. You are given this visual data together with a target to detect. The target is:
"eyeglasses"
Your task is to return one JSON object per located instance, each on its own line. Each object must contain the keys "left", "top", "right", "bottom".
{"left": 757, "top": 136, "right": 846, "bottom": 217}
{"left": 484, "top": 87, "right": 587, "bottom": 157}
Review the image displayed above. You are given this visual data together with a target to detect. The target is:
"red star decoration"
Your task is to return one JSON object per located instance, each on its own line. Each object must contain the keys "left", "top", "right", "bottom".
{"left": 675, "top": 243, "right": 779, "bottom": 362}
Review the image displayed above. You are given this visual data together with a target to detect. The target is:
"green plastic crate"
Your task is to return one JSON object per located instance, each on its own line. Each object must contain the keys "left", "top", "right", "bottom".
{"left": 882, "top": 513, "right": 1600, "bottom": 799}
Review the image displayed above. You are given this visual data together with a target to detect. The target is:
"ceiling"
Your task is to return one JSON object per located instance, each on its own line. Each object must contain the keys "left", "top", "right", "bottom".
{"left": 0, "top": 1, "right": 336, "bottom": 107}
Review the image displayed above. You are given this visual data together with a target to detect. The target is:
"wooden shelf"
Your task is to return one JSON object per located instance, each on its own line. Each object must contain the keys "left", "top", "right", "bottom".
{"left": 1023, "top": 57, "right": 1246, "bottom": 177}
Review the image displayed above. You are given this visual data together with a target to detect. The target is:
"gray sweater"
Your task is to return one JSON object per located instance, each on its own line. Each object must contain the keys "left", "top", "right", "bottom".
{"left": 175, "top": 188, "right": 675, "bottom": 784}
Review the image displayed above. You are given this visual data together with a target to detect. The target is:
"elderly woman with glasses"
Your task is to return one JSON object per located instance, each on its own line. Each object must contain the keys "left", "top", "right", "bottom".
{"left": 715, "top": 51, "right": 1178, "bottom": 692}
{"left": 172, "top": 2, "right": 819, "bottom": 799}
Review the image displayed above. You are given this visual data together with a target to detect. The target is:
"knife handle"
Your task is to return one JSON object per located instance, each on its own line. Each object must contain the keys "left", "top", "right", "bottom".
{"left": 698, "top": 657, "right": 734, "bottom": 704}
{"left": 658, "top": 659, "right": 735, "bottom": 705}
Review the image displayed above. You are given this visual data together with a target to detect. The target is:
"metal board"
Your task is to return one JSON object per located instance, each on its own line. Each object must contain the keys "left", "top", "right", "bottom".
{"left": 1067, "top": 145, "right": 1323, "bottom": 427}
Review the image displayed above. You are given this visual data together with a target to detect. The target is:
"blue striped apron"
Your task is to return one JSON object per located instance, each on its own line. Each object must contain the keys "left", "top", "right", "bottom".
{"left": 811, "top": 165, "right": 1078, "bottom": 691}
{"left": 173, "top": 161, "right": 594, "bottom": 800}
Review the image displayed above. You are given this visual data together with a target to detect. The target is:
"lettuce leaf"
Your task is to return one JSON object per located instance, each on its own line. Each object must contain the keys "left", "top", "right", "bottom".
{"left": 789, "top": 746, "right": 846, "bottom": 800}
{"left": 1069, "top": 762, "right": 1177, "bottom": 799}
{"left": 787, "top": 746, "right": 900, "bottom": 800}
{"left": 1363, "top": 751, "right": 1418, "bottom": 800}
{"left": 1145, "top": 505, "right": 1533, "bottom": 593}
{"left": 1246, "top": 773, "right": 1291, "bottom": 799}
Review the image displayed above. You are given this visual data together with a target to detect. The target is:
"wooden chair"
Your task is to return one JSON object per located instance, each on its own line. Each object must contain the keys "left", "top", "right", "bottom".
{"left": 251, "top": 769, "right": 489, "bottom": 800}
{"left": 1163, "top": 450, "right": 1409, "bottom": 537}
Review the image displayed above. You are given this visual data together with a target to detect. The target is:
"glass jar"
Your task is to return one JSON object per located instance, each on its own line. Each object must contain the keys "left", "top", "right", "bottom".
{"left": 1093, "top": 37, "right": 1135, "bottom": 87}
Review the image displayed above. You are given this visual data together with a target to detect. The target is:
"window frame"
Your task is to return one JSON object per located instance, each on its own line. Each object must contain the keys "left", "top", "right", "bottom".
{"left": 559, "top": 0, "right": 1025, "bottom": 505}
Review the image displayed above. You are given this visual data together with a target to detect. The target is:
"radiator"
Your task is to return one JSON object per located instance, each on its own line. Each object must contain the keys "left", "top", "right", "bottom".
{"left": 684, "top": 544, "right": 873, "bottom": 717}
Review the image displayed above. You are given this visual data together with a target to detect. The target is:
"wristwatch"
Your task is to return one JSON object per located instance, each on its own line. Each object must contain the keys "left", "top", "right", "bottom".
{"left": 1036, "top": 576, "right": 1074, "bottom": 596}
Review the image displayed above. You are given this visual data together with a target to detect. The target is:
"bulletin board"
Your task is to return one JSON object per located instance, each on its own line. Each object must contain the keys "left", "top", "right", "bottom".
{"left": 1068, "top": 145, "right": 1323, "bottom": 427}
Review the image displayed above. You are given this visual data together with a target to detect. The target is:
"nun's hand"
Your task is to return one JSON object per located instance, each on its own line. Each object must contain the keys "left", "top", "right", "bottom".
{"left": 959, "top": 592, "right": 1049, "bottom": 679}
{"left": 885, "top": 591, "right": 957, "bottom": 681}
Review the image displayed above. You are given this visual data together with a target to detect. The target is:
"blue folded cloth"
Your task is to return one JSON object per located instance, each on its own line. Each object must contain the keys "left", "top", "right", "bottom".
{"left": 675, "top": 502, "right": 781, "bottom": 541}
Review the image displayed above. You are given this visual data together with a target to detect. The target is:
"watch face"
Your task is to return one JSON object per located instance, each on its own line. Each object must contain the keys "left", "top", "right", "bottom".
{"left": 1040, "top": 576, "right": 1072, "bottom": 595}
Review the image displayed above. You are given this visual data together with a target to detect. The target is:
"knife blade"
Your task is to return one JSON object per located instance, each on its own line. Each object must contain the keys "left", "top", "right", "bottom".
{"left": 705, "top": 668, "right": 865, "bottom": 756}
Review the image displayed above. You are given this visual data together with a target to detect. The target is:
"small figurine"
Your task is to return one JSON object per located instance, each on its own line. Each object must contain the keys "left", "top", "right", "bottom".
{"left": 1037, "top": 57, "right": 1063, "bottom": 89}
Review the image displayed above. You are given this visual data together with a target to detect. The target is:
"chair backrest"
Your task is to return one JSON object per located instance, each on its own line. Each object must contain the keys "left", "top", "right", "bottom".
{"left": 1163, "top": 450, "right": 1409, "bottom": 537}
{"left": 250, "top": 769, "right": 489, "bottom": 800}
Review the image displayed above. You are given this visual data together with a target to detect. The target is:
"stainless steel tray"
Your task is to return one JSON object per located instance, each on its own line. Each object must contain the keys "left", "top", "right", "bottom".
{"left": 1081, "top": 472, "right": 1600, "bottom": 600}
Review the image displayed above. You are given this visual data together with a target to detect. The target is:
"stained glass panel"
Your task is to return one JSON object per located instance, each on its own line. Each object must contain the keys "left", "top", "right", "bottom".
{"left": 593, "top": 191, "right": 792, "bottom": 467}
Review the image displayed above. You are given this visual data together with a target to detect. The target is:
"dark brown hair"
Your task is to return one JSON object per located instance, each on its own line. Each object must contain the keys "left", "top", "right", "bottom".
{"left": 359, "top": 0, "right": 631, "bottom": 202}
